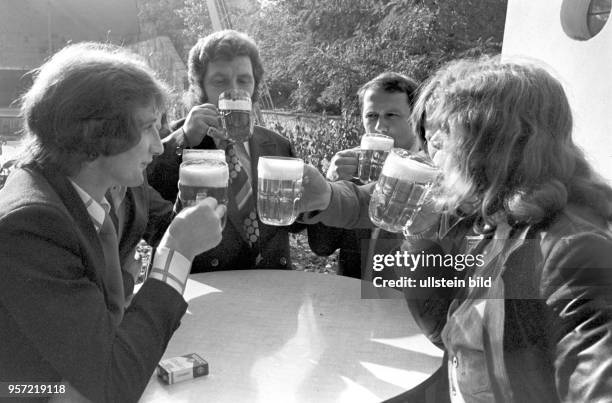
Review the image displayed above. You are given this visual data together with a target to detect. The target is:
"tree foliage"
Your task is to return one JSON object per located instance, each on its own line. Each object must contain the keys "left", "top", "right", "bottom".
{"left": 138, "top": 0, "right": 507, "bottom": 115}
{"left": 137, "top": 0, "right": 190, "bottom": 59}
{"left": 248, "top": 0, "right": 507, "bottom": 114}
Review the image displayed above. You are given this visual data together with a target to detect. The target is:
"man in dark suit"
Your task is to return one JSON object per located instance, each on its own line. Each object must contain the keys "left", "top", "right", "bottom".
{"left": 0, "top": 42, "right": 225, "bottom": 402}
{"left": 308, "top": 72, "right": 419, "bottom": 278}
{"left": 148, "top": 30, "right": 304, "bottom": 272}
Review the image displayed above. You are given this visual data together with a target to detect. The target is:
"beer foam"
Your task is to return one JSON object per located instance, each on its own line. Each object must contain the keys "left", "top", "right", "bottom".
{"left": 182, "top": 149, "right": 225, "bottom": 162}
{"left": 360, "top": 134, "right": 394, "bottom": 150}
{"left": 218, "top": 99, "right": 251, "bottom": 111}
{"left": 381, "top": 151, "right": 438, "bottom": 183}
{"left": 258, "top": 158, "right": 303, "bottom": 180}
{"left": 180, "top": 162, "right": 229, "bottom": 187}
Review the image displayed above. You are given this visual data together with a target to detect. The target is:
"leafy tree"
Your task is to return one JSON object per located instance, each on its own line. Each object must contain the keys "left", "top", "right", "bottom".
{"left": 139, "top": 0, "right": 507, "bottom": 115}
{"left": 137, "top": 0, "right": 190, "bottom": 59}
{"left": 248, "top": 0, "right": 507, "bottom": 114}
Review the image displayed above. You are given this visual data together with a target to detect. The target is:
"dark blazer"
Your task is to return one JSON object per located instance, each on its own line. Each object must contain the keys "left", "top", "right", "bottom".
{"left": 148, "top": 120, "right": 304, "bottom": 272}
{"left": 112, "top": 179, "right": 174, "bottom": 295}
{"left": 0, "top": 165, "right": 187, "bottom": 402}
{"left": 403, "top": 208, "right": 612, "bottom": 402}
{"left": 307, "top": 180, "right": 403, "bottom": 279}
{"left": 308, "top": 224, "right": 403, "bottom": 279}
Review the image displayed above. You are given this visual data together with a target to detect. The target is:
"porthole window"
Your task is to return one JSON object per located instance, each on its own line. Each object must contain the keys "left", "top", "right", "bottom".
{"left": 587, "top": 0, "right": 611, "bottom": 36}
{"left": 561, "top": 0, "right": 611, "bottom": 40}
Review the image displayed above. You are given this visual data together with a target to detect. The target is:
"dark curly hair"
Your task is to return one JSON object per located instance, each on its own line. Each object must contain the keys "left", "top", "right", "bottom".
{"left": 19, "top": 42, "right": 169, "bottom": 175}
{"left": 185, "top": 30, "right": 264, "bottom": 107}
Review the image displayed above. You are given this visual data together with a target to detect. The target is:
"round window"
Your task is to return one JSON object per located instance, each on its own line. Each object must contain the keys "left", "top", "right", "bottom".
{"left": 561, "top": 0, "right": 611, "bottom": 40}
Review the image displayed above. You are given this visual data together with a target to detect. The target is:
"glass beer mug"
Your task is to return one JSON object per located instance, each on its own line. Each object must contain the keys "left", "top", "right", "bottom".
{"left": 368, "top": 148, "right": 439, "bottom": 233}
{"left": 356, "top": 133, "right": 394, "bottom": 183}
{"left": 257, "top": 156, "right": 304, "bottom": 226}
{"left": 218, "top": 89, "right": 254, "bottom": 142}
{"left": 179, "top": 157, "right": 229, "bottom": 228}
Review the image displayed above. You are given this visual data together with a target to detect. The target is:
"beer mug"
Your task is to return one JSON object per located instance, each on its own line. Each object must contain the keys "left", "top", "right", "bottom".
{"left": 182, "top": 149, "right": 225, "bottom": 163}
{"left": 218, "top": 89, "right": 253, "bottom": 142}
{"left": 356, "top": 133, "right": 394, "bottom": 183}
{"left": 257, "top": 156, "right": 304, "bottom": 226}
{"left": 179, "top": 158, "right": 229, "bottom": 228}
{"left": 368, "top": 149, "right": 439, "bottom": 233}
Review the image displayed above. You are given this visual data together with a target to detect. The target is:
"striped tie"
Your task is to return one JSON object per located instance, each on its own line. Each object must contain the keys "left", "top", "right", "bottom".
{"left": 224, "top": 142, "right": 260, "bottom": 247}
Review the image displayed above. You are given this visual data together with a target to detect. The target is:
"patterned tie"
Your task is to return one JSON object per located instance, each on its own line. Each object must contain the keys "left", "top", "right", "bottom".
{"left": 98, "top": 212, "right": 125, "bottom": 325}
{"left": 224, "top": 141, "right": 260, "bottom": 247}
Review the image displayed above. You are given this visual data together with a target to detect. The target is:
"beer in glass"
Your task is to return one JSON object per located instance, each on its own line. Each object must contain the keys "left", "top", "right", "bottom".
{"left": 179, "top": 159, "right": 229, "bottom": 228}
{"left": 218, "top": 89, "right": 253, "bottom": 142}
{"left": 257, "top": 157, "right": 304, "bottom": 226}
{"left": 368, "top": 149, "right": 439, "bottom": 233}
{"left": 357, "top": 133, "right": 394, "bottom": 183}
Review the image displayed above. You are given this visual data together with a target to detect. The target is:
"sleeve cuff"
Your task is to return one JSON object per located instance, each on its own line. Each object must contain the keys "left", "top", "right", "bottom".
{"left": 300, "top": 183, "right": 340, "bottom": 224}
{"left": 148, "top": 247, "right": 191, "bottom": 295}
{"left": 164, "top": 127, "right": 191, "bottom": 157}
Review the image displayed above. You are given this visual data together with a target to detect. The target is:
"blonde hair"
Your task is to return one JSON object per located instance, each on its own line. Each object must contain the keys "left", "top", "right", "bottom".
{"left": 412, "top": 56, "right": 612, "bottom": 226}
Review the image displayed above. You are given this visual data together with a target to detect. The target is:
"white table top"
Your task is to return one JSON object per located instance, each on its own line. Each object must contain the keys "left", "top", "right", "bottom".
{"left": 140, "top": 270, "right": 442, "bottom": 403}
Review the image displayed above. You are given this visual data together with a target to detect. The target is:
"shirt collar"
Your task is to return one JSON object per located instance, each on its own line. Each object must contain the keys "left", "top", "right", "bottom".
{"left": 108, "top": 185, "right": 127, "bottom": 210}
{"left": 69, "top": 180, "right": 110, "bottom": 233}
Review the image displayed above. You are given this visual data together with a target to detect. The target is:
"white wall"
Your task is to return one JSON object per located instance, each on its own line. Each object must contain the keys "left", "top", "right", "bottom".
{"left": 503, "top": 0, "right": 612, "bottom": 182}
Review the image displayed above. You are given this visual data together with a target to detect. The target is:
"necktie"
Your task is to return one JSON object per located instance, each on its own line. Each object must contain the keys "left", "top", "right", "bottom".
{"left": 98, "top": 213, "right": 125, "bottom": 325}
{"left": 224, "top": 142, "right": 260, "bottom": 247}
{"left": 108, "top": 186, "right": 126, "bottom": 241}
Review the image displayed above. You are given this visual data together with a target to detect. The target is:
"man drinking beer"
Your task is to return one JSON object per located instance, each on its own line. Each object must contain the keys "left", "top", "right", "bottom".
{"left": 148, "top": 30, "right": 305, "bottom": 272}
{"left": 307, "top": 72, "right": 420, "bottom": 278}
{"left": 0, "top": 42, "right": 225, "bottom": 401}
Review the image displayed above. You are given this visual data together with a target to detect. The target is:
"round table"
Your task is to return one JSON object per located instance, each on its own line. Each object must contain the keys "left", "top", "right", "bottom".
{"left": 140, "top": 270, "right": 442, "bottom": 403}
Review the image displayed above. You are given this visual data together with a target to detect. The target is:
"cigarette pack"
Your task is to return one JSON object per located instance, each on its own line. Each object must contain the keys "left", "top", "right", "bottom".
{"left": 157, "top": 353, "right": 209, "bottom": 385}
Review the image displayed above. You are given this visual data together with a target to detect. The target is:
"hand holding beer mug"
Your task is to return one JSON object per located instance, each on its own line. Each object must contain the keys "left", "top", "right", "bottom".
{"left": 368, "top": 149, "right": 439, "bottom": 234}
{"left": 257, "top": 157, "right": 304, "bottom": 225}
{"left": 179, "top": 157, "right": 229, "bottom": 228}
{"left": 357, "top": 133, "right": 394, "bottom": 183}
{"left": 218, "top": 89, "right": 253, "bottom": 142}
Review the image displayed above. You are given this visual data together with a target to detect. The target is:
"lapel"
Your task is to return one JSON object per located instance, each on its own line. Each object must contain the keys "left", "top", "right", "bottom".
{"left": 37, "top": 166, "right": 107, "bottom": 285}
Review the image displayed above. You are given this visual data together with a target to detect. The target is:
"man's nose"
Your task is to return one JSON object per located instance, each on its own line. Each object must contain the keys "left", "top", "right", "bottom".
{"left": 375, "top": 118, "right": 388, "bottom": 133}
{"left": 229, "top": 78, "right": 241, "bottom": 90}
{"left": 151, "top": 130, "right": 164, "bottom": 156}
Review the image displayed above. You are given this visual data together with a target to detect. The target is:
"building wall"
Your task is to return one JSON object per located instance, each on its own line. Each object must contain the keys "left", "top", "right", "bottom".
{"left": 503, "top": 0, "right": 612, "bottom": 182}
{"left": 0, "top": 0, "right": 139, "bottom": 70}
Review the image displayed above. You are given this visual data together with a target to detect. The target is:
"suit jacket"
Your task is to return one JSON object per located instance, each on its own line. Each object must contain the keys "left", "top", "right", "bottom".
{"left": 0, "top": 165, "right": 187, "bottom": 403}
{"left": 301, "top": 179, "right": 374, "bottom": 229}
{"left": 148, "top": 120, "right": 304, "bottom": 272}
{"left": 403, "top": 208, "right": 612, "bottom": 402}
{"left": 308, "top": 224, "right": 403, "bottom": 279}
{"left": 111, "top": 180, "right": 173, "bottom": 295}
{"left": 306, "top": 180, "right": 402, "bottom": 279}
